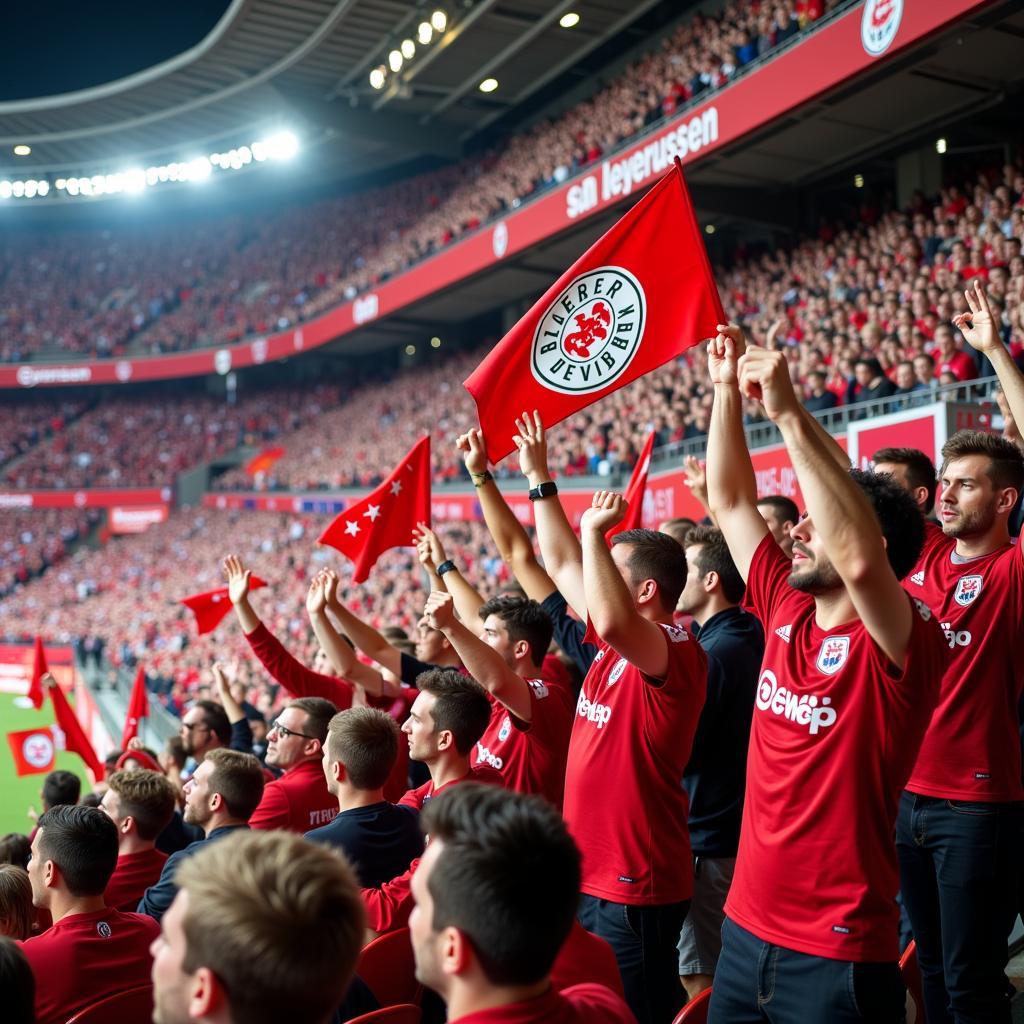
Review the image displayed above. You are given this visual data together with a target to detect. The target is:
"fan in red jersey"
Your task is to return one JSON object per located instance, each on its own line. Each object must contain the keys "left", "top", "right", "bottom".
{"left": 704, "top": 324, "right": 944, "bottom": 1024}
{"left": 895, "top": 282, "right": 1024, "bottom": 1024}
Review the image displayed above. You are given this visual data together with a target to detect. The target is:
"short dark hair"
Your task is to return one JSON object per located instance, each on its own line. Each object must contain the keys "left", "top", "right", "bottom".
{"left": 326, "top": 708, "right": 398, "bottom": 790}
{"left": 0, "top": 833, "right": 31, "bottom": 870}
{"left": 659, "top": 517, "right": 697, "bottom": 546}
{"left": 611, "top": 528, "right": 687, "bottom": 612}
{"left": 106, "top": 769, "right": 178, "bottom": 840}
{"left": 288, "top": 697, "right": 338, "bottom": 746}
{"left": 194, "top": 700, "right": 232, "bottom": 746}
{"left": 756, "top": 494, "right": 799, "bottom": 527}
{"left": 36, "top": 805, "right": 119, "bottom": 896}
{"left": 685, "top": 526, "right": 745, "bottom": 604}
{"left": 421, "top": 784, "right": 581, "bottom": 987}
{"left": 849, "top": 469, "right": 925, "bottom": 581}
{"left": 941, "top": 430, "right": 1024, "bottom": 493}
{"left": 42, "top": 770, "right": 80, "bottom": 810}
{"left": 416, "top": 669, "right": 492, "bottom": 756}
{"left": 0, "top": 937, "right": 34, "bottom": 1023}
{"left": 478, "top": 595, "right": 553, "bottom": 666}
{"left": 872, "top": 447, "right": 938, "bottom": 509}
{"left": 855, "top": 356, "right": 884, "bottom": 378}
{"left": 203, "top": 749, "right": 266, "bottom": 821}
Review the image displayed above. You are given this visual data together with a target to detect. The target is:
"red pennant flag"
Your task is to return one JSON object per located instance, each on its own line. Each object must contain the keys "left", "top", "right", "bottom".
{"left": 609, "top": 431, "right": 656, "bottom": 540}
{"left": 6, "top": 727, "right": 57, "bottom": 776}
{"left": 121, "top": 665, "right": 149, "bottom": 749}
{"left": 319, "top": 436, "right": 431, "bottom": 583}
{"left": 27, "top": 636, "right": 47, "bottom": 710}
{"left": 465, "top": 159, "right": 724, "bottom": 462}
{"left": 48, "top": 680, "right": 104, "bottom": 782}
{"left": 180, "top": 577, "right": 267, "bottom": 635}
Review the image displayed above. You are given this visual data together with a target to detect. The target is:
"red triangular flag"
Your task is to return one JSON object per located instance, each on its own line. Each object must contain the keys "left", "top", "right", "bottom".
{"left": 180, "top": 577, "right": 267, "bottom": 635}
{"left": 609, "top": 430, "right": 656, "bottom": 540}
{"left": 319, "top": 436, "right": 431, "bottom": 583}
{"left": 121, "top": 665, "right": 149, "bottom": 749}
{"left": 464, "top": 159, "right": 724, "bottom": 462}
{"left": 6, "top": 726, "right": 57, "bottom": 776}
{"left": 48, "top": 679, "right": 104, "bottom": 782}
{"left": 27, "top": 636, "right": 47, "bottom": 710}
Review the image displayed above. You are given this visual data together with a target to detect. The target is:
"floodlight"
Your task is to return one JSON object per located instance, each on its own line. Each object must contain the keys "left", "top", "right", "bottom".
{"left": 13, "top": 144, "right": 31, "bottom": 156}
{"left": 431, "top": 10, "right": 447, "bottom": 32}
{"left": 417, "top": 22, "right": 432, "bottom": 44}
{"left": 401, "top": 38, "right": 415, "bottom": 60}
{"left": 479, "top": 78, "right": 498, "bottom": 93}
{"left": 559, "top": 12, "right": 580, "bottom": 28}
{"left": 854, "top": 174, "right": 864, "bottom": 189}
{"left": 388, "top": 49, "right": 403, "bottom": 72}
{"left": 264, "top": 132, "right": 298, "bottom": 160}
{"left": 0, "top": 181, "right": 12, "bottom": 199}
{"left": 369, "top": 66, "right": 386, "bottom": 89}
{"left": 936, "top": 138, "right": 947, "bottom": 154}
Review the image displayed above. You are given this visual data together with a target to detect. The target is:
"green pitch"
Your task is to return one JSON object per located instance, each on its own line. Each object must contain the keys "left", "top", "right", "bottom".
{"left": 0, "top": 692, "right": 93, "bottom": 838}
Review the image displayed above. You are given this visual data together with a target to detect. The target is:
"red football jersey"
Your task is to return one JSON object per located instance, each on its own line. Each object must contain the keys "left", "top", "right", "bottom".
{"left": 562, "top": 620, "right": 706, "bottom": 905}
{"left": 726, "top": 537, "right": 943, "bottom": 961}
{"left": 903, "top": 527, "right": 1024, "bottom": 800}
{"left": 20, "top": 908, "right": 159, "bottom": 1024}
{"left": 473, "top": 681, "right": 572, "bottom": 807}
{"left": 248, "top": 758, "right": 338, "bottom": 832}
{"left": 398, "top": 765, "right": 503, "bottom": 812}
{"left": 449, "top": 984, "right": 634, "bottom": 1024}
{"left": 104, "top": 847, "right": 167, "bottom": 912}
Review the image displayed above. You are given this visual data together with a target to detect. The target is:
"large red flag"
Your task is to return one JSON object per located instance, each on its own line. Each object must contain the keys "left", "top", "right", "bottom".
{"left": 6, "top": 727, "right": 57, "bottom": 776}
{"left": 609, "top": 430, "right": 656, "bottom": 540}
{"left": 27, "top": 636, "right": 47, "bottom": 710}
{"left": 465, "top": 159, "right": 724, "bottom": 462}
{"left": 180, "top": 577, "right": 267, "bottom": 635}
{"left": 121, "top": 665, "right": 149, "bottom": 749}
{"left": 48, "top": 679, "right": 104, "bottom": 782}
{"left": 319, "top": 436, "right": 431, "bottom": 583}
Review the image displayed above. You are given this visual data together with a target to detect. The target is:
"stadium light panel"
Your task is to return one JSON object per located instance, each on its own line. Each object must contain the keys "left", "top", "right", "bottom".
{"left": 388, "top": 49, "right": 403, "bottom": 72}
{"left": 559, "top": 12, "right": 580, "bottom": 28}
{"left": 431, "top": 10, "right": 447, "bottom": 32}
{"left": 417, "top": 22, "right": 432, "bottom": 44}
{"left": 264, "top": 132, "right": 298, "bottom": 161}
{"left": 854, "top": 174, "right": 864, "bottom": 189}
{"left": 401, "top": 38, "right": 415, "bottom": 60}
{"left": 479, "top": 78, "right": 498, "bottom": 93}
{"left": 0, "top": 181, "right": 11, "bottom": 199}
{"left": 405, "top": 344, "right": 417, "bottom": 355}
{"left": 430, "top": 336, "right": 442, "bottom": 348}
{"left": 705, "top": 224, "right": 716, "bottom": 234}
{"left": 13, "top": 144, "right": 31, "bottom": 156}
{"left": 936, "top": 137, "right": 947, "bottom": 154}
{"left": 369, "top": 66, "right": 386, "bottom": 89}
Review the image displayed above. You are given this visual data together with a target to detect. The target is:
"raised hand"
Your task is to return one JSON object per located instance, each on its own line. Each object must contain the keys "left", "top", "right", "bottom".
{"left": 412, "top": 522, "right": 446, "bottom": 574}
{"left": 456, "top": 427, "right": 489, "bottom": 477}
{"left": 953, "top": 280, "right": 1001, "bottom": 354}
{"left": 737, "top": 346, "right": 799, "bottom": 423}
{"left": 765, "top": 318, "right": 786, "bottom": 349}
{"left": 423, "top": 590, "right": 457, "bottom": 631}
{"left": 580, "top": 490, "right": 627, "bottom": 534}
{"left": 512, "top": 410, "right": 551, "bottom": 484}
{"left": 683, "top": 455, "right": 708, "bottom": 505}
{"left": 306, "top": 574, "right": 328, "bottom": 616}
{"left": 222, "top": 554, "right": 251, "bottom": 606}
{"left": 707, "top": 323, "right": 747, "bottom": 386}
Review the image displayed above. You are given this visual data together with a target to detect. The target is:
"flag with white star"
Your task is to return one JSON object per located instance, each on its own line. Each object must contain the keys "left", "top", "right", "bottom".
{"left": 319, "top": 435, "right": 431, "bottom": 582}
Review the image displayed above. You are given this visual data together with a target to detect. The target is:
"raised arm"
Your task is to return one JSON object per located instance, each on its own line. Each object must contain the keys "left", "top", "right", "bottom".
{"left": 580, "top": 491, "right": 670, "bottom": 679}
{"left": 739, "top": 346, "right": 914, "bottom": 667}
{"left": 513, "top": 411, "right": 587, "bottom": 619}
{"left": 705, "top": 324, "right": 770, "bottom": 581}
{"left": 307, "top": 573, "right": 396, "bottom": 698}
{"left": 424, "top": 591, "right": 534, "bottom": 722}
{"left": 212, "top": 663, "right": 245, "bottom": 725}
{"left": 458, "top": 428, "right": 557, "bottom": 603}
{"left": 324, "top": 577, "right": 403, "bottom": 677}
{"left": 224, "top": 554, "right": 261, "bottom": 634}
{"left": 412, "top": 523, "right": 485, "bottom": 636}
{"left": 956, "top": 280, "right": 1024, "bottom": 430}
{"left": 682, "top": 455, "right": 715, "bottom": 523}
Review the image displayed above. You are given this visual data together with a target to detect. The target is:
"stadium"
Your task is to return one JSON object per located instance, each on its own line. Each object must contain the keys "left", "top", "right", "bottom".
{"left": 0, "top": 0, "right": 1022, "bottom": 1021}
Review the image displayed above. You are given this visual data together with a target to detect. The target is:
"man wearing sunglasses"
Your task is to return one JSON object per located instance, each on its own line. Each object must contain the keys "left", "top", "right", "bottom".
{"left": 248, "top": 697, "right": 340, "bottom": 833}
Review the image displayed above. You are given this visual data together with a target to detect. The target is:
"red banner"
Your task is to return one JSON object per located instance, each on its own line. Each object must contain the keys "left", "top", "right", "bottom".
{"left": 0, "top": 488, "right": 169, "bottom": 509}
{"left": 0, "top": 0, "right": 985, "bottom": 390}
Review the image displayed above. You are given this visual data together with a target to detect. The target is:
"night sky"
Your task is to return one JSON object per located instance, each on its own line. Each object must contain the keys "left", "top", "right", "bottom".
{"left": 0, "top": 2, "right": 230, "bottom": 101}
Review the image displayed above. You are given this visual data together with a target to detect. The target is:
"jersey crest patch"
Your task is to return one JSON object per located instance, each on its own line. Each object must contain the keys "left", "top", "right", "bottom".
{"left": 498, "top": 716, "right": 512, "bottom": 742}
{"left": 608, "top": 658, "right": 628, "bottom": 685}
{"left": 953, "top": 574, "right": 983, "bottom": 606}
{"left": 816, "top": 636, "right": 850, "bottom": 675}
{"left": 527, "top": 679, "right": 549, "bottom": 699}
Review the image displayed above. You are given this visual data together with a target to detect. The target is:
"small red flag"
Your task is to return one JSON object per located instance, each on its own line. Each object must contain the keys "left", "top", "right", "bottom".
{"left": 48, "top": 680, "right": 104, "bottom": 782}
{"left": 319, "top": 436, "right": 431, "bottom": 583}
{"left": 609, "top": 431, "right": 656, "bottom": 540}
{"left": 121, "top": 665, "right": 149, "bottom": 749}
{"left": 6, "top": 727, "right": 57, "bottom": 776}
{"left": 464, "top": 159, "right": 724, "bottom": 463}
{"left": 27, "top": 636, "right": 47, "bottom": 710}
{"left": 180, "top": 577, "right": 267, "bottom": 635}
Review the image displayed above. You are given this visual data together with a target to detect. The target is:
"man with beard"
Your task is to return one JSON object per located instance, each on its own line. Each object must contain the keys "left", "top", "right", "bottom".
{"left": 897, "top": 281, "right": 1024, "bottom": 1024}
{"left": 137, "top": 749, "right": 264, "bottom": 923}
{"left": 704, "top": 323, "right": 944, "bottom": 1023}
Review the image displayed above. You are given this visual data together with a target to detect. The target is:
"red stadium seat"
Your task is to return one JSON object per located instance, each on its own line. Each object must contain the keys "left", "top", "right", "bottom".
{"left": 346, "top": 1005, "right": 422, "bottom": 1024}
{"left": 65, "top": 984, "right": 153, "bottom": 1023}
{"left": 357, "top": 928, "right": 422, "bottom": 1007}
{"left": 671, "top": 987, "right": 712, "bottom": 1024}
{"left": 900, "top": 939, "right": 924, "bottom": 1021}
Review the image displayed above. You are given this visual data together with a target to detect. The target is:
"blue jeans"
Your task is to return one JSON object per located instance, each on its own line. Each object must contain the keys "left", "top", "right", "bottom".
{"left": 895, "top": 791, "right": 1022, "bottom": 1024}
{"left": 577, "top": 894, "right": 689, "bottom": 1024}
{"left": 708, "top": 918, "right": 905, "bottom": 1023}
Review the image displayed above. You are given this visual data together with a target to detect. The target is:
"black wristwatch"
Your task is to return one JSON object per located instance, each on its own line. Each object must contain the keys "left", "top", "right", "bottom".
{"left": 436, "top": 560, "right": 457, "bottom": 577}
{"left": 528, "top": 481, "right": 559, "bottom": 501}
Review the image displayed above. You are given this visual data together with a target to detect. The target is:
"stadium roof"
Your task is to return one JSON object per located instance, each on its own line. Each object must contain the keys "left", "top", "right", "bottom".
{"left": 0, "top": 0, "right": 673, "bottom": 184}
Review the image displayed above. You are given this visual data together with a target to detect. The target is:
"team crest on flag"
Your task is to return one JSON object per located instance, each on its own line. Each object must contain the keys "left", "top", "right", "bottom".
{"left": 816, "top": 636, "right": 850, "bottom": 675}
{"left": 531, "top": 267, "right": 646, "bottom": 395}
{"left": 953, "top": 574, "right": 983, "bottom": 606}
{"left": 22, "top": 731, "right": 54, "bottom": 769}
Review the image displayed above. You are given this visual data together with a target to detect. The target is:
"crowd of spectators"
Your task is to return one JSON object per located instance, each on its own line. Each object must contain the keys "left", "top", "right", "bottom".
{"left": 0, "top": 399, "right": 86, "bottom": 471}
{"left": 0, "top": 507, "right": 99, "bottom": 598}
{"left": 0, "top": 1, "right": 840, "bottom": 364}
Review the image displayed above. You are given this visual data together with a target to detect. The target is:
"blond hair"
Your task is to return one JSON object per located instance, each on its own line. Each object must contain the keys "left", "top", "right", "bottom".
{"left": 0, "top": 865, "right": 33, "bottom": 940}
{"left": 174, "top": 830, "right": 365, "bottom": 1023}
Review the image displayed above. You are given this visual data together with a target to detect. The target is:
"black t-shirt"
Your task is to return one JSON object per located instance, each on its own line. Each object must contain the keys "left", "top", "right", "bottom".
{"left": 305, "top": 801, "right": 424, "bottom": 888}
{"left": 540, "top": 590, "right": 598, "bottom": 683}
